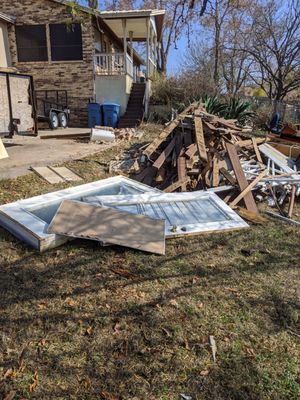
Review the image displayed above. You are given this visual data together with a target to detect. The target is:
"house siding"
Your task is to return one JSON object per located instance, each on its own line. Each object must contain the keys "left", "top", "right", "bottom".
{"left": 1, "top": 0, "right": 95, "bottom": 126}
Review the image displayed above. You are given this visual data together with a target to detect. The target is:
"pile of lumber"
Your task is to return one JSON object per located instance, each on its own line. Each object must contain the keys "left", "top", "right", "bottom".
{"left": 130, "top": 104, "right": 300, "bottom": 220}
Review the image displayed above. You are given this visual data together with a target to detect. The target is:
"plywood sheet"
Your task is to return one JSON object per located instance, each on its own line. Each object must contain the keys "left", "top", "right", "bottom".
{"left": 48, "top": 199, "right": 165, "bottom": 255}
{"left": 49, "top": 166, "right": 83, "bottom": 182}
{"left": 0, "top": 139, "right": 8, "bottom": 160}
{"left": 31, "top": 166, "right": 64, "bottom": 184}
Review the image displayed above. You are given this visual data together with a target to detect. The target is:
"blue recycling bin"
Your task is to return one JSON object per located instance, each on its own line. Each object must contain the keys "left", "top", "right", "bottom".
{"left": 102, "top": 103, "right": 121, "bottom": 128}
{"left": 88, "top": 103, "right": 102, "bottom": 128}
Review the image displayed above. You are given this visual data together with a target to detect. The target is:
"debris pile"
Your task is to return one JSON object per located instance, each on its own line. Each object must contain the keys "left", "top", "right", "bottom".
{"left": 128, "top": 104, "right": 300, "bottom": 221}
{"left": 91, "top": 126, "right": 142, "bottom": 143}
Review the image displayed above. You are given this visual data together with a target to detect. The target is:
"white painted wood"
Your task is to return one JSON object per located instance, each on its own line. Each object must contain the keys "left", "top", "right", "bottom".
{"left": 0, "top": 176, "right": 160, "bottom": 251}
{"left": 83, "top": 191, "right": 249, "bottom": 237}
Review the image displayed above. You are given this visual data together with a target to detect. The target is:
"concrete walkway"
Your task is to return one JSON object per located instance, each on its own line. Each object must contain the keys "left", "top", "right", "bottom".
{"left": 0, "top": 128, "right": 115, "bottom": 179}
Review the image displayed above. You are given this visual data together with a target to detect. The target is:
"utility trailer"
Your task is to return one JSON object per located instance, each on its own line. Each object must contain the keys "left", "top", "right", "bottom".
{"left": 35, "top": 90, "right": 70, "bottom": 129}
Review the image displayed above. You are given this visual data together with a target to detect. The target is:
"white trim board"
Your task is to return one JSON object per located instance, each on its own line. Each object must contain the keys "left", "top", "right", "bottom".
{"left": 83, "top": 191, "right": 249, "bottom": 237}
{"left": 0, "top": 176, "right": 160, "bottom": 251}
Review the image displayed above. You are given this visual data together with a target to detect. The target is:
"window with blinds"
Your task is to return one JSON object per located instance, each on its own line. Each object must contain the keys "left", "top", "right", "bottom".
{"left": 15, "top": 25, "right": 48, "bottom": 62}
{"left": 50, "top": 23, "right": 83, "bottom": 61}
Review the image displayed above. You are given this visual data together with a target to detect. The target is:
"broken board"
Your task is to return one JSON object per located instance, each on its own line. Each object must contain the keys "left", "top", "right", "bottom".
{"left": 31, "top": 166, "right": 64, "bottom": 184}
{"left": 49, "top": 166, "right": 83, "bottom": 182}
{"left": 47, "top": 199, "right": 165, "bottom": 255}
{"left": 226, "top": 143, "right": 258, "bottom": 213}
{"left": 0, "top": 139, "right": 8, "bottom": 160}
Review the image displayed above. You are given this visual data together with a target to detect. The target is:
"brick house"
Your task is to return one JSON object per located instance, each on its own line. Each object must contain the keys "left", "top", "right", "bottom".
{"left": 0, "top": 0, "right": 165, "bottom": 127}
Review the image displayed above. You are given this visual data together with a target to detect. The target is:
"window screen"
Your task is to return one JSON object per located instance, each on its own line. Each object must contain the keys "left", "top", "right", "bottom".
{"left": 50, "top": 23, "right": 83, "bottom": 61}
{"left": 15, "top": 25, "right": 48, "bottom": 62}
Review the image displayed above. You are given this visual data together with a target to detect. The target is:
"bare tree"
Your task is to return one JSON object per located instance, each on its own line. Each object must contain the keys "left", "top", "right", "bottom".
{"left": 244, "top": 0, "right": 300, "bottom": 100}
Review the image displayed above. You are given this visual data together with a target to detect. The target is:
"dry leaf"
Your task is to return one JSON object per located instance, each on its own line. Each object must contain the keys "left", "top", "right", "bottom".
{"left": 3, "top": 368, "right": 14, "bottom": 379}
{"left": 113, "top": 322, "right": 122, "bottom": 335}
{"left": 169, "top": 299, "right": 179, "bottom": 307}
{"left": 200, "top": 369, "right": 209, "bottom": 376}
{"left": 85, "top": 326, "right": 93, "bottom": 336}
{"left": 197, "top": 302, "right": 204, "bottom": 309}
{"left": 37, "top": 302, "right": 47, "bottom": 310}
{"left": 65, "top": 297, "right": 76, "bottom": 307}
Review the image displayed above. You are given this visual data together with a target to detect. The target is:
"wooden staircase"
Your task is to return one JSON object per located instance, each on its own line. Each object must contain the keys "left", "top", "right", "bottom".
{"left": 118, "top": 83, "right": 145, "bottom": 128}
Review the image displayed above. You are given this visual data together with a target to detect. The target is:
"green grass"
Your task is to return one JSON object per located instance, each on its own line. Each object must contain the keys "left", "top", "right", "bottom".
{"left": 0, "top": 129, "right": 299, "bottom": 400}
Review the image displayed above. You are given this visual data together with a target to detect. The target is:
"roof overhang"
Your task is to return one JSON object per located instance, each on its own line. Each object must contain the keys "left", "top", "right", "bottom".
{"left": 98, "top": 9, "right": 165, "bottom": 42}
{"left": 0, "top": 11, "right": 16, "bottom": 24}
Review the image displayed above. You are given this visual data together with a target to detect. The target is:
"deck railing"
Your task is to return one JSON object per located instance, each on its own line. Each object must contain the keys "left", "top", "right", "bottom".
{"left": 94, "top": 53, "right": 134, "bottom": 78}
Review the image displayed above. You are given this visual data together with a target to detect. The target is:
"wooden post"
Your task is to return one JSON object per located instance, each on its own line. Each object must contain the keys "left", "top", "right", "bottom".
{"left": 122, "top": 19, "right": 127, "bottom": 75}
{"left": 146, "top": 17, "right": 150, "bottom": 79}
{"left": 288, "top": 185, "right": 296, "bottom": 219}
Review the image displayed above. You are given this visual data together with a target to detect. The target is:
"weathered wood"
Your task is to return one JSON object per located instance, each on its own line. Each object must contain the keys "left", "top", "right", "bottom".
{"left": 177, "top": 152, "right": 187, "bottom": 191}
{"left": 194, "top": 116, "right": 208, "bottom": 162}
{"left": 212, "top": 157, "right": 220, "bottom": 187}
{"left": 251, "top": 138, "right": 263, "bottom": 163}
{"left": 31, "top": 166, "right": 64, "bottom": 184}
{"left": 236, "top": 207, "right": 267, "bottom": 224}
{"left": 142, "top": 166, "right": 157, "bottom": 186}
{"left": 226, "top": 142, "right": 258, "bottom": 213}
{"left": 48, "top": 199, "right": 166, "bottom": 255}
{"left": 288, "top": 185, "right": 296, "bottom": 219}
{"left": 164, "top": 179, "right": 189, "bottom": 193}
{"left": 134, "top": 166, "right": 153, "bottom": 182}
{"left": 220, "top": 167, "right": 237, "bottom": 185}
{"left": 229, "top": 170, "right": 267, "bottom": 208}
{"left": 143, "top": 120, "right": 179, "bottom": 158}
{"left": 185, "top": 143, "right": 198, "bottom": 159}
{"left": 143, "top": 104, "right": 196, "bottom": 158}
{"left": 49, "top": 166, "right": 83, "bottom": 182}
{"left": 152, "top": 136, "right": 176, "bottom": 170}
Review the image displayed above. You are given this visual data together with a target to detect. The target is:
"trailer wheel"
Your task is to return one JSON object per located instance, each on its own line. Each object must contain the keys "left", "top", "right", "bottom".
{"left": 49, "top": 112, "right": 59, "bottom": 130}
{"left": 58, "top": 112, "right": 68, "bottom": 128}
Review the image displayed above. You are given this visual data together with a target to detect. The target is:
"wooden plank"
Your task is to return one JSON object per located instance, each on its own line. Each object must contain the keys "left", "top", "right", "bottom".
{"left": 194, "top": 117, "right": 208, "bottom": 162}
{"left": 152, "top": 136, "right": 176, "bottom": 170}
{"left": 48, "top": 199, "right": 165, "bottom": 255}
{"left": 143, "top": 120, "right": 180, "bottom": 158}
{"left": 212, "top": 157, "right": 219, "bottom": 187}
{"left": 142, "top": 166, "right": 157, "bottom": 186}
{"left": 236, "top": 137, "right": 268, "bottom": 149}
{"left": 0, "top": 139, "right": 8, "bottom": 160}
{"left": 229, "top": 170, "right": 268, "bottom": 208}
{"left": 49, "top": 166, "right": 83, "bottom": 182}
{"left": 220, "top": 167, "right": 237, "bottom": 185}
{"left": 177, "top": 152, "right": 187, "bottom": 191}
{"left": 134, "top": 166, "right": 152, "bottom": 182}
{"left": 185, "top": 143, "right": 198, "bottom": 159}
{"left": 236, "top": 207, "right": 267, "bottom": 224}
{"left": 226, "top": 142, "right": 258, "bottom": 213}
{"left": 288, "top": 185, "right": 296, "bottom": 219}
{"left": 164, "top": 179, "right": 189, "bottom": 193}
{"left": 31, "top": 166, "right": 64, "bottom": 184}
{"left": 252, "top": 138, "right": 263, "bottom": 163}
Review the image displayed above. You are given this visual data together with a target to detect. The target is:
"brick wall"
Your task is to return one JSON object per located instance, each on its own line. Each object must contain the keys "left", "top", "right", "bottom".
{"left": 1, "top": 0, "right": 95, "bottom": 127}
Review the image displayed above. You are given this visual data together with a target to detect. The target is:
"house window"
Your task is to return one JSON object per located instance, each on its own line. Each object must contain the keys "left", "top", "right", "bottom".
{"left": 50, "top": 23, "right": 83, "bottom": 61}
{"left": 15, "top": 25, "right": 48, "bottom": 62}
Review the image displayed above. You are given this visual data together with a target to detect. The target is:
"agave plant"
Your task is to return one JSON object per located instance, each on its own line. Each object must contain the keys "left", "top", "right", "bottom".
{"left": 202, "top": 95, "right": 227, "bottom": 116}
{"left": 222, "top": 98, "right": 255, "bottom": 126}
